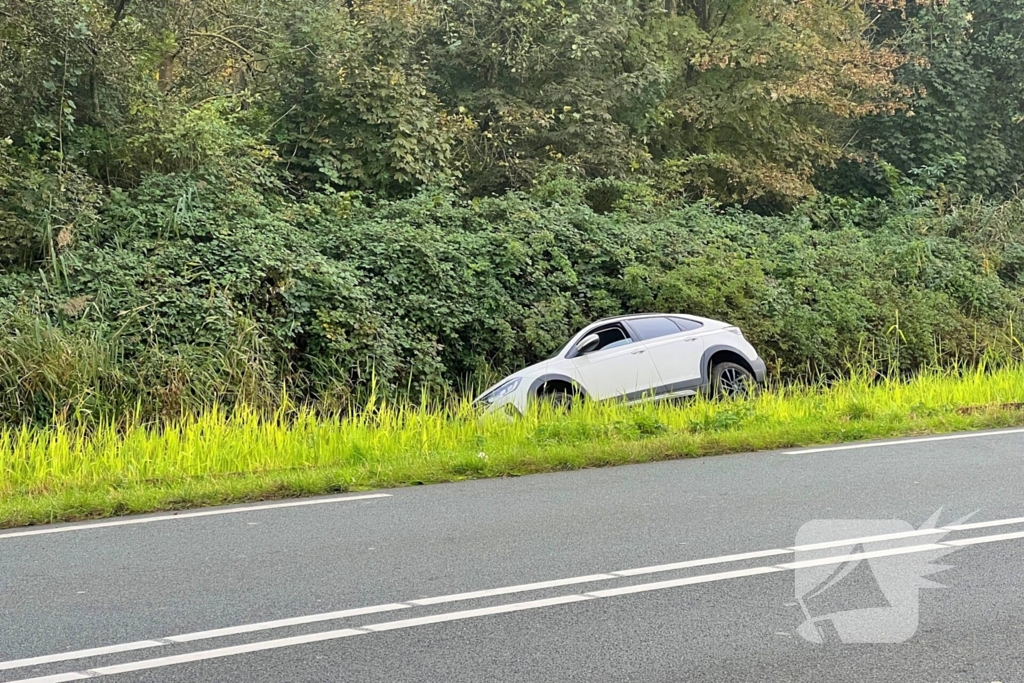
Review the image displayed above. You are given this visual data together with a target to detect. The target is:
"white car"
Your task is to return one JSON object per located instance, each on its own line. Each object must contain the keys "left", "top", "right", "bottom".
{"left": 474, "top": 313, "right": 766, "bottom": 413}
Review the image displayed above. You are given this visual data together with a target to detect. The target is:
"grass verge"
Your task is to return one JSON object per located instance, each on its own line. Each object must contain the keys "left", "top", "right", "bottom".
{"left": 4, "top": 365, "right": 1024, "bottom": 528}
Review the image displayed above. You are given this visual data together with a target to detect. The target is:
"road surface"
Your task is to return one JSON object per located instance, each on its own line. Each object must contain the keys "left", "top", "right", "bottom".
{"left": 2, "top": 428, "right": 1024, "bottom": 682}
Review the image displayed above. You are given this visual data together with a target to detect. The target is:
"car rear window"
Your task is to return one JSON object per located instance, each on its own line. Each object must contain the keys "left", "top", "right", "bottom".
{"left": 671, "top": 317, "right": 704, "bottom": 332}
{"left": 630, "top": 316, "right": 684, "bottom": 340}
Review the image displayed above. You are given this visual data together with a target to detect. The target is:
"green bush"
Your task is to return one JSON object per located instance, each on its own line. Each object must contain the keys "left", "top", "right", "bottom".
{"left": 2, "top": 176, "right": 1023, "bottom": 424}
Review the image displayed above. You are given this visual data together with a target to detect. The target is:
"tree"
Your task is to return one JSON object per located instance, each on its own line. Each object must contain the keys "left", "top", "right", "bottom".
{"left": 639, "top": 0, "right": 910, "bottom": 204}
{"left": 425, "top": 0, "right": 654, "bottom": 195}
{"left": 425, "top": 0, "right": 909, "bottom": 203}
{"left": 261, "top": 0, "right": 458, "bottom": 195}
{"left": 863, "top": 0, "right": 1024, "bottom": 199}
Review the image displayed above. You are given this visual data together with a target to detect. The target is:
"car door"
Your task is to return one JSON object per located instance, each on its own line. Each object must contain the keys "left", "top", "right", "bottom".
{"left": 569, "top": 323, "right": 661, "bottom": 400}
{"left": 626, "top": 316, "right": 707, "bottom": 393}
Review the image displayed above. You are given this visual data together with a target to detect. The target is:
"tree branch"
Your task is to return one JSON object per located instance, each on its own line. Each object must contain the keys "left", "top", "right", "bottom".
{"left": 192, "top": 31, "right": 256, "bottom": 56}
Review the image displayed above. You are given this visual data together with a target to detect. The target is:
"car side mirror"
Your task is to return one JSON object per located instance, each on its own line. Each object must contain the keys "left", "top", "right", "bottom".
{"left": 574, "top": 333, "right": 601, "bottom": 356}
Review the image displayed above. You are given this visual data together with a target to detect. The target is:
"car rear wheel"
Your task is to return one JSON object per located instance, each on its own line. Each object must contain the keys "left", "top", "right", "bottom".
{"left": 710, "top": 362, "right": 756, "bottom": 399}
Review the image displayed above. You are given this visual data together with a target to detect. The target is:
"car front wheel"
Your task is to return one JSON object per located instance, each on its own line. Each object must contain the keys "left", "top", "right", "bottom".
{"left": 710, "top": 362, "right": 756, "bottom": 399}
{"left": 539, "top": 389, "right": 575, "bottom": 410}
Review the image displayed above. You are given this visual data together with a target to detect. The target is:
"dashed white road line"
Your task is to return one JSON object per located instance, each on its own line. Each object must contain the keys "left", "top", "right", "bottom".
{"left": 783, "top": 427, "right": 1024, "bottom": 455}
{"left": 0, "top": 494, "right": 391, "bottom": 541}
{"left": 5, "top": 515, "right": 1024, "bottom": 681}
{"left": 12, "top": 524, "right": 1024, "bottom": 683}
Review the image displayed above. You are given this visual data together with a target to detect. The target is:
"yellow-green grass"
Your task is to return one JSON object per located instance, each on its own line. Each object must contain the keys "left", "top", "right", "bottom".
{"left": 3, "top": 364, "right": 1024, "bottom": 528}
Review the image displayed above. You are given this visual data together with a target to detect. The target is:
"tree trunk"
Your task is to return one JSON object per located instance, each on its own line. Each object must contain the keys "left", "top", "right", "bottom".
{"left": 158, "top": 56, "right": 175, "bottom": 93}
{"left": 112, "top": 0, "right": 132, "bottom": 24}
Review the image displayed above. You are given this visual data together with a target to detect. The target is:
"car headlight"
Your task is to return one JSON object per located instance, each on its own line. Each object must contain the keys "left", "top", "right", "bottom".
{"left": 476, "top": 378, "right": 522, "bottom": 405}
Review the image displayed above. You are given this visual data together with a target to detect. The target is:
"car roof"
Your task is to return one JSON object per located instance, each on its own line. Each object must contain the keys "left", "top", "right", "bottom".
{"left": 587, "top": 312, "right": 716, "bottom": 327}
{"left": 554, "top": 313, "right": 724, "bottom": 357}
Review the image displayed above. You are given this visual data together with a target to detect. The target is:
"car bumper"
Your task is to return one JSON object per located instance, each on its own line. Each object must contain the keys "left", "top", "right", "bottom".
{"left": 751, "top": 357, "right": 767, "bottom": 383}
{"left": 473, "top": 393, "right": 527, "bottom": 416}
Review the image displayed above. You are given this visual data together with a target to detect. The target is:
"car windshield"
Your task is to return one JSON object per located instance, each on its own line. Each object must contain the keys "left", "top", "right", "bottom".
{"left": 555, "top": 333, "right": 581, "bottom": 358}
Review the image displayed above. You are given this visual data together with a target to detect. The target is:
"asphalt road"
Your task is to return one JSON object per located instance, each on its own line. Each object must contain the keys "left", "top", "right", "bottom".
{"left": 2, "top": 428, "right": 1024, "bottom": 682}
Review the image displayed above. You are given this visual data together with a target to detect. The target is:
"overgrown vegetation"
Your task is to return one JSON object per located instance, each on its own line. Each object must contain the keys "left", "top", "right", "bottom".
{"left": 5, "top": 183, "right": 1024, "bottom": 424}
{"left": 4, "top": 363, "right": 1024, "bottom": 528}
{"left": 2, "top": 0, "right": 1024, "bottom": 425}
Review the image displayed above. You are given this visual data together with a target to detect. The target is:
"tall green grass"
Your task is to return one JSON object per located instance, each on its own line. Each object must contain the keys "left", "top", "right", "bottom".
{"left": 3, "top": 364, "right": 1024, "bottom": 528}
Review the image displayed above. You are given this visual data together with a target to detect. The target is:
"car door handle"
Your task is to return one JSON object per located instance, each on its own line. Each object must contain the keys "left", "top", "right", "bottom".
{"left": 683, "top": 337, "right": 697, "bottom": 342}
{"left": 631, "top": 349, "right": 646, "bottom": 355}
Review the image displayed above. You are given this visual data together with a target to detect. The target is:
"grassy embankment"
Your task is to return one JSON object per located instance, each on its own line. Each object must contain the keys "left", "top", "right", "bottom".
{"left": 3, "top": 364, "right": 1024, "bottom": 529}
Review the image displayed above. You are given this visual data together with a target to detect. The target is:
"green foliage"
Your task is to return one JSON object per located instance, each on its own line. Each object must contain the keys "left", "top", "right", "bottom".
{"left": 0, "top": 0, "right": 923, "bottom": 204}
{"left": 1, "top": 0, "right": 1023, "bottom": 426}
{"left": 863, "top": 0, "right": 1024, "bottom": 199}
{"left": 263, "top": 0, "right": 457, "bottom": 194}
{"left": 3, "top": 176, "right": 1024, "bottom": 423}
{"left": 425, "top": 0, "right": 652, "bottom": 193}
{"left": 424, "top": 0, "right": 909, "bottom": 202}
{"left": 639, "top": 0, "right": 909, "bottom": 204}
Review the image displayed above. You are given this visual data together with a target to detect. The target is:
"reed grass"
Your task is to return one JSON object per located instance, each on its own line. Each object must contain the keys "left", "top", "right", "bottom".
{"left": 3, "top": 364, "right": 1024, "bottom": 528}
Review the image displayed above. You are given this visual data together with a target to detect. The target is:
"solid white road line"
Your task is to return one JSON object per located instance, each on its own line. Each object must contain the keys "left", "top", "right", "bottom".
{"left": 6, "top": 674, "right": 90, "bottom": 683}
{"left": 783, "top": 427, "right": 1024, "bottom": 455}
{"left": 0, "top": 642, "right": 167, "bottom": 672}
{"left": 7, "top": 514, "right": 1024, "bottom": 677}
{"left": 0, "top": 494, "right": 391, "bottom": 541}
{"left": 586, "top": 566, "right": 785, "bottom": 598}
{"left": 945, "top": 516, "right": 1024, "bottom": 531}
{"left": 89, "top": 629, "right": 368, "bottom": 676}
{"left": 20, "top": 528, "right": 1020, "bottom": 683}
{"left": 164, "top": 603, "right": 410, "bottom": 643}
{"left": 787, "top": 528, "right": 950, "bottom": 552}
{"left": 6, "top": 599, "right": 595, "bottom": 683}
{"left": 407, "top": 575, "right": 616, "bottom": 606}
{"left": 776, "top": 543, "right": 950, "bottom": 570}
{"left": 363, "top": 595, "right": 593, "bottom": 632}
{"left": 611, "top": 548, "right": 793, "bottom": 577}
{"left": 0, "top": 605, "right": 414, "bottom": 672}
{"left": 944, "top": 530, "right": 1024, "bottom": 546}
{"left": 0, "top": 556, "right": 786, "bottom": 672}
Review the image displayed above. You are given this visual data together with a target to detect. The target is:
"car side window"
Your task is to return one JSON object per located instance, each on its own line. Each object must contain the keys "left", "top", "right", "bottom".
{"left": 670, "top": 316, "right": 704, "bottom": 332}
{"left": 577, "top": 324, "right": 634, "bottom": 356}
{"left": 631, "top": 316, "right": 685, "bottom": 340}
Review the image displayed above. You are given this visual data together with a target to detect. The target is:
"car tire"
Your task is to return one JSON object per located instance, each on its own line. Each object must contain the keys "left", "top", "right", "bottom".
{"left": 710, "top": 362, "right": 756, "bottom": 399}
{"left": 540, "top": 389, "right": 576, "bottom": 411}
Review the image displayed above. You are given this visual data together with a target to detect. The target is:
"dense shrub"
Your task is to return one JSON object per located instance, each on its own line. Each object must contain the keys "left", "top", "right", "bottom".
{"left": 2, "top": 176, "right": 1023, "bottom": 424}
